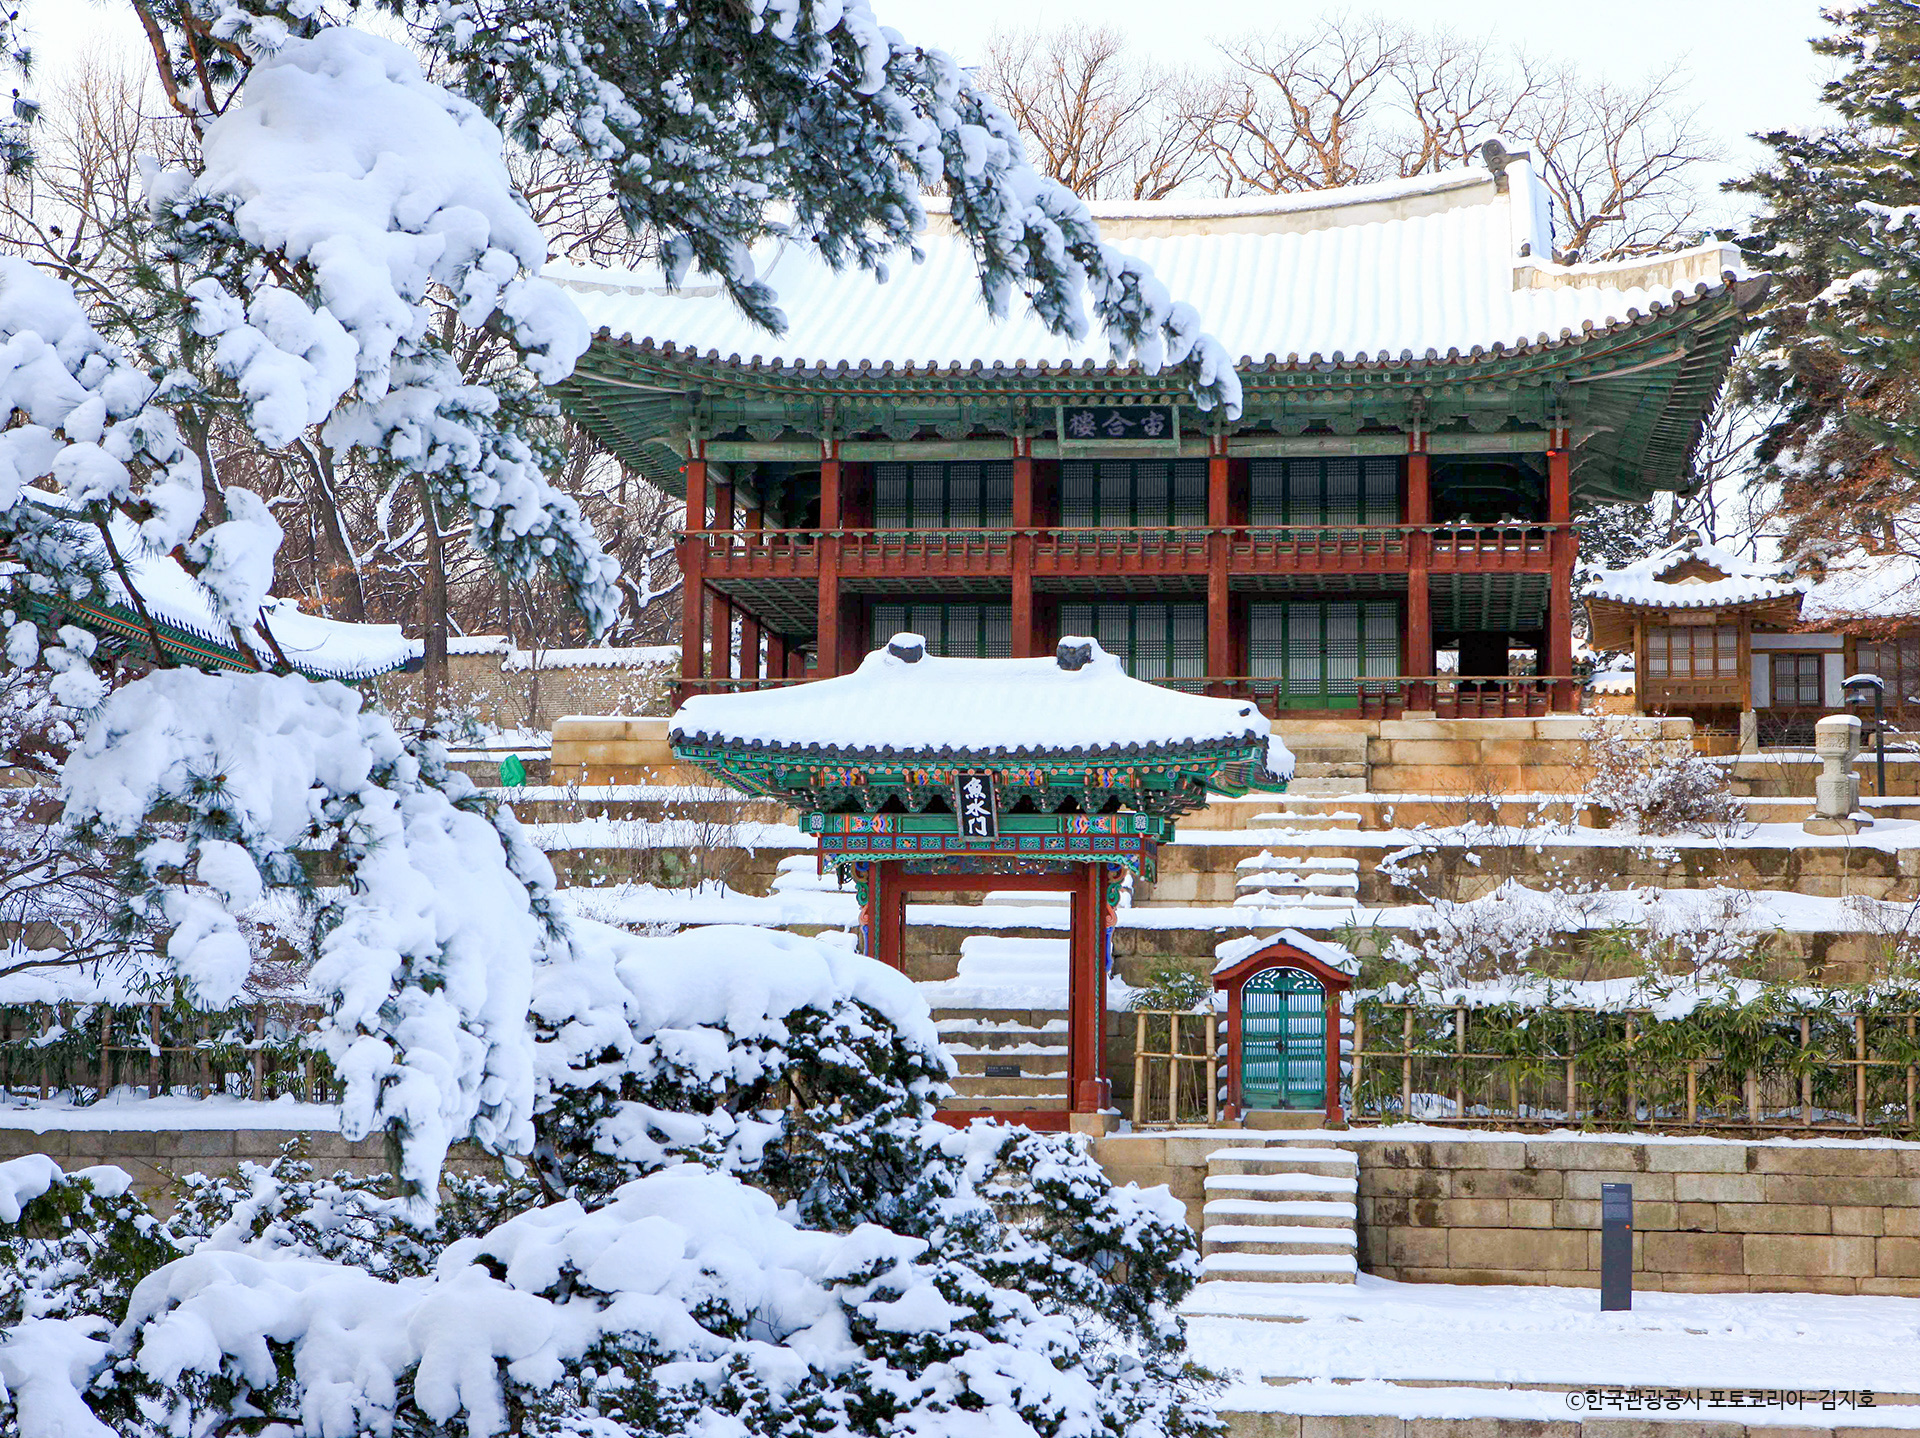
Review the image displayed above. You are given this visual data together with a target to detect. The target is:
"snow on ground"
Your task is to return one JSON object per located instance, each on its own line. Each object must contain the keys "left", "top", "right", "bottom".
{"left": 916, "top": 935, "right": 1138, "bottom": 1010}
{"left": 1187, "top": 1275, "right": 1920, "bottom": 1423}
{"left": 1175, "top": 817, "right": 1920, "bottom": 851}
{"left": 559, "top": 879, "right": 1901, "bottom": 938}
{"left": 0, "top": 1095, "right": 341, "bottom": 1130}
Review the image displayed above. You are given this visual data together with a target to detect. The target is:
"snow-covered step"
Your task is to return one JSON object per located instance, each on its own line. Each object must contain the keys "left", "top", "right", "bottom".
{"left": 1199, "top": 1251, "right": 1359, "bottom": 1281}
{"left": 1198, "top": 1146, "right": 1359, "bottom": 1285}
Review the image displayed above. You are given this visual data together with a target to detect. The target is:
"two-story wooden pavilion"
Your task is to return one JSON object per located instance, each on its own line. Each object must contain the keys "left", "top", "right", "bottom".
{"left": 556, "top": 146, "right": 1761, "bottom": 719}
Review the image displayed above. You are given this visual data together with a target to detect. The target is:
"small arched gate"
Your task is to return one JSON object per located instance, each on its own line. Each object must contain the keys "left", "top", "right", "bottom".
{"left": 1240, "top": 966, "right": 1327, "bottom": 1111}
{"left": 1213, "top": 936, "right": 1355, "bottom": 1123}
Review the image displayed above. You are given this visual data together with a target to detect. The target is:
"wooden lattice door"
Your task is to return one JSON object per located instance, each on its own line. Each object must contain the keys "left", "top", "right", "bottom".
{"left": 1240, "top": 967, "right": 1327, "bottom": 1110}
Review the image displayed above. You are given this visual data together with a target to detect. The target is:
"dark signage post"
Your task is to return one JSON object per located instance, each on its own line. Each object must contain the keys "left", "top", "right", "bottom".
{"left": 1601, "top": 1182, "right": 1633, "bottom": 1311}
{"left": 953, "top": 770, "right": 999, "bottom": 838}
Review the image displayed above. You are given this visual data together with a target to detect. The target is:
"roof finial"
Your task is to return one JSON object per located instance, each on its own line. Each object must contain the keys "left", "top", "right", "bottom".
{"left": 1056, "top": 637, "right": 1095, "bottom": 671}
{"left": 887, "top": 633, "right": 926, "bottom": 663}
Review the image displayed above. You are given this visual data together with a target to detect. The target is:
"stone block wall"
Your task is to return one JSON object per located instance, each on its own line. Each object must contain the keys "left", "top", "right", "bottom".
{"left": 374, "top": 649, "right": 675, "bottom": 734}
{"left": 550, "top": 716, "right": 712, "bottom": 785}
{"left": 1092, "top": 1131, "right": 1920, "bottom": 1296}
{"left": 1363, "top": 716, "right": 1694, "bottom": 796}
{"left": 0, "top": 1127, "right": 503, "bottom": 1212}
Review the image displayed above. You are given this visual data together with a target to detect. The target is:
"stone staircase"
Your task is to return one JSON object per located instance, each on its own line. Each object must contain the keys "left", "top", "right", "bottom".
{"left": 1271, "top": 728, "right": 1370, "bottom": 797}
{"left": 934, "top": 1008, "right": 1070, "bottom": 1116}
{"left": 1233, "top": 852, "right": 1361, "bottom": 912}
{"left": 1200, "top": 1144, "right": 1358, "bottom": 1284}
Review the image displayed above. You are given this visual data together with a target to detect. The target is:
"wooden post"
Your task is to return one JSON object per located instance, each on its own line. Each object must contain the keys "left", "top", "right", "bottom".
{"left": 739, "top": 506, "right": 762, "bottom": 680}
{"left": 767, "top": 632, "right": 787, "bottom": 682}
{"left": 1325, "top": 985, "right": 1345, "bottom": 1127}
{"left": 1011, "top": 446, "right": 1036, "bottom": 657}
{"left": 1855, "top": 1013, "right": 1868, "bottom": 1127}
{"left": 1207, "top": 449, "right": 1230, "bottom": 687}
{"left": 1067, "top": 863, "right": 1109, "bottom": 1115}
{"left": 1406, "top": 443, "right": 1433, "bottom": 709}
{"left": 1453, "top": 1004, "right": 1465, "bottom": 1120}
{"left": 1132, "top": 1012, "right": 1148, "bottom": 1129}
{"left": 1401, "top": 1006, "right": 1413, "bottom": 1119}
{"left": 1351, "top": 1005, "right": 1365, "bottom": 1126}
{"left": 1801, "top": 1014, "right": 1813, "bottom": 1126}
{"left": 816, "top": 446, "right": 842, "bottom": 678}
{"left": 1546, "top": 438, "right": 1574, "bottom": 710}
{"left": 98, "top": 1006, "right": 111, "bottom": 1099}
{"left": 709, "top": 481, "right": 734, "bottom": 681}
{"left": 148, "top": 1003, "right": 160, "bottom": 1098}
{"left": 681, "top": 450, "right": 708, "bottom": 686}
{"left": 252, "top": 1007, "right": 267, "bottom": 1101}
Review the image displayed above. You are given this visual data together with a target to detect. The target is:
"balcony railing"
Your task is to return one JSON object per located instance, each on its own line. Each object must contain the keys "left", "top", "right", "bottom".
{"left": 689, "top": 523, "right": 1560, "bottom": 581}
{"left": 1160, "top": 675, "right": 1576, "bottom": 716}
{"left": 675, "top": 672, "right": 1579, "bottom": 716}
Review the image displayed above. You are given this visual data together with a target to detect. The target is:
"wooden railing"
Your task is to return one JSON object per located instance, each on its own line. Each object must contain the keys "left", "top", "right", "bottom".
{"left": 1353, "top": 1001, "right": 1920, "bottom": 1136}
{"left": 1162, "top": 675, "right": 1579, "bottom": 717}
{"left": 687, "top": 524, "right": 1562, "bottom": 580}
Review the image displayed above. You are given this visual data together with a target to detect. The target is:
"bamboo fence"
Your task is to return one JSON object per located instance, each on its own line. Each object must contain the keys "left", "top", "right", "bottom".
{"left": 1352, "top": 1001, "right": 1920, "bottom": 1135}
{"left": 1130, "top": 1009, "right": 1218, "bottom": 1127}
{"left": 0, "top": 1002, "right": 333, "bottom": 1102}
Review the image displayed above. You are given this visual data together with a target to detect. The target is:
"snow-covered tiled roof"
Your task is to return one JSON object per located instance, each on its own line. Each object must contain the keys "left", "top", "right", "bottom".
{"left": 556, "top": 157, "right": 1746, "bottom": 372}
{"left": 26, "top": 494, "right": 419, "bottom": 680}
{"left": 1212, "top": 929, "right": 1359, "bottom": 977}
{"left": 672, "top": 634, "right": 1292, "bottom": 775}
{"left": 1582, "top": 541, "right": 1805, "bottom": 611}
{"left": 1801, "top": 553, "right": 1920, "bottom": 625}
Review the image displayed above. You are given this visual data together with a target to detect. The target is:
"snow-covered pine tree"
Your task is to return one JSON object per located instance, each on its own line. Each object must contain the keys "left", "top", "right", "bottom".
{"left": 1732, "top": 0, "right": 1920, "bottom": 566}
{"left": 0, "top": 0, "right": 1243, "bottom": 1203}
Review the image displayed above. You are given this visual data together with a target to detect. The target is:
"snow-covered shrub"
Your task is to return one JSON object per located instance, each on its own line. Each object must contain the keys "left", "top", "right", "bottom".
{"left": 1128, "top": 964, "right": 1213, "bottom": 1012}
{"left": 1582, "top": 721, "right": 1753, "bottom": 838}
{"left": 162, "top": 1143, "right": 539, "bottom": 1281}
{"left": 0, "top": 1157, "right": 173, "bottom": 1326}
{"left": 531, "top": 921, "right": 953, "bottom": 1206}
{"left": 83, "top": 1163, "right": 1197, "bottom": 1438}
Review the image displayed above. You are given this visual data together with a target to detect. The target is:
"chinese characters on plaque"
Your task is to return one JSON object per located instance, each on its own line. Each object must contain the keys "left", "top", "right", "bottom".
{"left": 1055, "top": 404, "right": 1180, "bottom": 452}
{"left": 952, "top": 770, "right": 999, "bottom": 838}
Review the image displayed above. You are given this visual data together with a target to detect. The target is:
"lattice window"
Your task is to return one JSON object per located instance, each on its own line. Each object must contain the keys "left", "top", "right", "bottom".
{"left": 1645, "top": 625, "right": 1738, "bottom": 679}
{"left": 1853, "top": 637, "right": 1920, "bottom": 705}
{"left": 1058, "top": 602, "right": 1206, "bottom": 678}
{"left": 1769, "top": 653, "right": 1824, "bottom": 707}
{"left": 1249, "top": 600, "right": 1400, "bottom": 704}
{"left": 1059, "top": 460, "right": 1208, "bottom": 526}
{"left": 870, "top": 603, "right": 1013, "bottom": 657}
{"left": 872, "top": 463, "right": 1014, "bottom": 527}
{"left": 1250, "top": 458, "right": 1399, "bottom": 526}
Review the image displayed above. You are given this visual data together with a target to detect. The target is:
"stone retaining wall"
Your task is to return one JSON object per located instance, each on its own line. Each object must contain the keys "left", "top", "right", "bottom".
{"left": 1092, "top": 1131, "right": 1920, "bottom": 1296}
{"left": 0, "top": 1127, "right": 502, "bottom": 1211}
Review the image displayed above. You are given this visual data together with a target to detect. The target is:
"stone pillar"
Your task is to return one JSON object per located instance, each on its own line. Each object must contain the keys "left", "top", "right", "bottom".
{"left": 1805, "top": 714, "right": 1866, "bottom": 834}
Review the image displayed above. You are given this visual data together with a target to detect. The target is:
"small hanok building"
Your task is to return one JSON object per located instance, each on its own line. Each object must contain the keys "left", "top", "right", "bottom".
{"left": 1585, "top": 541, "right": 1920, "bottom": 745}
{"left": 556, "top": 145, "right": 1761, "bottom": 722}
{"left": 668, "top": 633, "right": 1291, "bottom": 1130}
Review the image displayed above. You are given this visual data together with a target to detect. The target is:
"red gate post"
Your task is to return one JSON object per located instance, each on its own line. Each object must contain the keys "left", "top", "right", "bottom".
{"left": 1067, "top": 862, "right": 1110, "bottom": 1124}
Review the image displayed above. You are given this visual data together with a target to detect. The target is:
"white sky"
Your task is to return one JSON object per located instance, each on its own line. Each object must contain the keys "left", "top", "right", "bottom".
{"left": 23, "top": 0, "right": 1836, "bottom": 224}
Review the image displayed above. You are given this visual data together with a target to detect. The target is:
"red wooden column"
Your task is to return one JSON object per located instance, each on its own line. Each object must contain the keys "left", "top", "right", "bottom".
{"left": 816, "top": 444, "right": 842, "bottom": 677}
{"left": 1405, "top": 437, "right": 1433, "bottom": 711}
{"left": 680, "top": 448, "right": 708, "bottom": 688}
{"left": 767, "top": 632, "right": 787, "bottom": 682}
{"left": 866, "top": 861, "right": 908, "bottom": 972}
{"left": 739, "top": 506, "right": 763, "bottom": 681}
{"left": 1546, "top": 432, "right": 1574, "bottom": 711}
{"left": 1206, "top": 442, "right": 1231, "bottom": 690}
{"left": 1011, "top": 441, "right": 1035, "bottom": 657}
{"left": 1066, "top": 862, "right": 1110, "bottom": 1118}
{"left": 709, "top": 480, "right": 734, "bottom": 681}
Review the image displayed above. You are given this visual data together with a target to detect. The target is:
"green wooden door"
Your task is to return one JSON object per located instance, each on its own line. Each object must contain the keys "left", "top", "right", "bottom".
{"left": 1241, "top": 967, "right": 1327, "bottom": 1110}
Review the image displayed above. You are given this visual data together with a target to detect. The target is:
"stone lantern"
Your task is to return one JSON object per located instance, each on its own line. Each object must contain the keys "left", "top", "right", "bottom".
{"left": 1804, "top": 714, "right": 1867, "bottom": 835}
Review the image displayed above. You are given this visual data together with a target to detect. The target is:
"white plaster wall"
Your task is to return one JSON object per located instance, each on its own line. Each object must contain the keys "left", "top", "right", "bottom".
{"left": 1751, "top": 653, "right": 1770, "bottom": 709}
{"left": 1824, "top": 652, "right": 1846, "bottom": 708}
